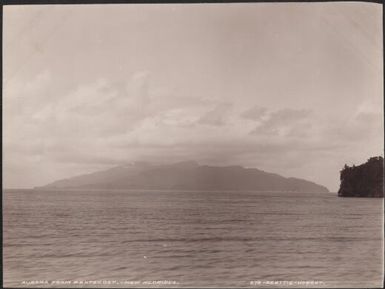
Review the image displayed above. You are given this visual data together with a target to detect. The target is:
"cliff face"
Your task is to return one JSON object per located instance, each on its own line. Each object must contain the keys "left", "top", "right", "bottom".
{"left": 338, "top": 156, "right": 384, "bottom": 198}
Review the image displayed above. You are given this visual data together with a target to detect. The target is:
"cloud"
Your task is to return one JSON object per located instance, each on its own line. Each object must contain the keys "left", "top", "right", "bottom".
{"left": 240, "top": 105, "right": 267, "bottom": 121}
{"left": 3, "top": 3, "right": 382, "bottom": 191}
{"left": 198, "top": 103, "right": 233, "bottom": 126}
{"left": 4, "top": 69, "right": 223, "bottom": 187}
{"left": 269, "top": 108, "right": 311, "bottom": 121}
{"left": 321, "top": 111, "right": 382, "bottom": 144}
{"left": 250, "top": 108, "right": 312, "bottom": 137}
{"left": 4, "top": 70, "right": 382, "bottom": 192}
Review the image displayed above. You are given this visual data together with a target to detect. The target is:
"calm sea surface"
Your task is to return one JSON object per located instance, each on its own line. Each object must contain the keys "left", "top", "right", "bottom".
{"left": 3, "top": 189, "right": 384, "bottom": 288}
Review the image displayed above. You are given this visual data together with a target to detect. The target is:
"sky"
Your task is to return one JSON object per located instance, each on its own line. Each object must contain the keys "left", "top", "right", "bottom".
{"left": 3, "top": 3, "right": 383, "bottom": 191}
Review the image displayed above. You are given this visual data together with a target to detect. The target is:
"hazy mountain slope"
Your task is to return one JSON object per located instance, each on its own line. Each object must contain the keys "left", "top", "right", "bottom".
{"left": 39, "top": 161, "right": 329, "bottom": 193}
{"left": 40, "top": 162, "right": 151, "bottom": 189}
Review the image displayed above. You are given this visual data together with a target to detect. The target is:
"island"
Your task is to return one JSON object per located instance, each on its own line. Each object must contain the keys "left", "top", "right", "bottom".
{"left": 338, "top": 156, "right": 384, "bottom": 197}
{"left": 36, "top": 161, "right": 329, "bottom": 193}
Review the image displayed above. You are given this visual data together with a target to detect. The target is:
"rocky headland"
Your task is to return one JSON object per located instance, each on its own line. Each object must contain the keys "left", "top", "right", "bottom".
{"left": 338, "top": 156, "right": 384, "bottom": 198}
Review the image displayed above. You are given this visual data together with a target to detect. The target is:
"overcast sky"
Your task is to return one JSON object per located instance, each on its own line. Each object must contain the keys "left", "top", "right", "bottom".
{"left": 3, "top": 3, "right": 383, "bottom": 191}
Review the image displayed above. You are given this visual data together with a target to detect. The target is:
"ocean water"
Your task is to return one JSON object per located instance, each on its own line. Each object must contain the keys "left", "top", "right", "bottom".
{"left": 3, "top": 189, "right": 384, "bottom": 288}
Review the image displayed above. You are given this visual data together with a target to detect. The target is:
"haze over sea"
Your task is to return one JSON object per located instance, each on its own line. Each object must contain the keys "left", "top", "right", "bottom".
{"left": 3, "top": 189, "right": 383, "bottom": 288}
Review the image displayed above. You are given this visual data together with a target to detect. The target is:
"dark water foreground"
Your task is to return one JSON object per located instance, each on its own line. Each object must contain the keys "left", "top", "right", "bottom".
{"left": 3, "top": 189, "right": 384, "bottom": 288}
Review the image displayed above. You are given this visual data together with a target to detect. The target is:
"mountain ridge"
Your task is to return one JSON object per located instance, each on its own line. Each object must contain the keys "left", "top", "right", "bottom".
{"left": 37, "top": 161, "right": 329, "bottom": 193}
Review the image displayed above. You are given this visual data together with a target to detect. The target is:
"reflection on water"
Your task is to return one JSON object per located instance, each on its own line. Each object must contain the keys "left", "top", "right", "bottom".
{"left": 3, "top": 190, "right": 384, "bottom": 288}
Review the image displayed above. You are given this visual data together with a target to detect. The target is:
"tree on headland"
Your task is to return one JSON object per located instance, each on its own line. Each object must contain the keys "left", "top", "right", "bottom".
{"left": 338, "top": 156, "right": 384, "bottom": 197}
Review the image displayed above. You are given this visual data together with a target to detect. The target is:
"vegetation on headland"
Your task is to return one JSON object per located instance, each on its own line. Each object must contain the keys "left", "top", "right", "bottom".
{"left": 338, "top": 156, "right": 384, "bottom": 198}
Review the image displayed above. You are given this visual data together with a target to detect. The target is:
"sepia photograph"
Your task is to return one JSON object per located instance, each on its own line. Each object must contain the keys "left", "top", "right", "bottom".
{"left": 2, "top": 2, "right": 384, "bottom": 288}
